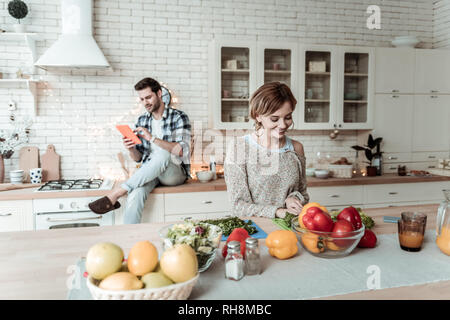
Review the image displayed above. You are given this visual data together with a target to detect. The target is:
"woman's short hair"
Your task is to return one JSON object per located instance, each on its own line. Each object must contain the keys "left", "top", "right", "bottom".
{"left": 249, "top": 82, "right": 297, "bottom": 130}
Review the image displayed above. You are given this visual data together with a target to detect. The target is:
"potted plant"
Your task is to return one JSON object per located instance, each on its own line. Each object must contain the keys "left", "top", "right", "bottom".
{"left": 351, "top": 134, "right": 383, "bottom": 177}
{"left": 8, "top": 0, "right": 29, "bottom": 33}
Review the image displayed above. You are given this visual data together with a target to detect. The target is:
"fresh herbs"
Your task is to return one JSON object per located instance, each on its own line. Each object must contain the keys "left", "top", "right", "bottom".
{"left": 272, "top": 212, "right": 297, "bottom": 230}
{"left": 200, "top": 216, "right": 257, "bottom": 236}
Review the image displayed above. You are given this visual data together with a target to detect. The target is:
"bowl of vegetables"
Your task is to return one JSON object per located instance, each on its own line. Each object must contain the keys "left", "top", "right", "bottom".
{"left": 158, "top": 221, "right": 222, "bottom": 272}
{"left": 291, "top": 217, "right": 365, "bottom": 258}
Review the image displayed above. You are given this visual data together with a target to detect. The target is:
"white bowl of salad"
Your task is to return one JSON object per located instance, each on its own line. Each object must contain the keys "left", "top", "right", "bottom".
{"left": 158, "top": 220, "right": 222, "bottom": 272}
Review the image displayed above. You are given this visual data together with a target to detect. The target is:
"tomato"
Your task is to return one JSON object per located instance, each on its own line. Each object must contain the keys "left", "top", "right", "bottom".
{"left": 337, "top": 206, "right": 363, "bottom": 230}
{"left": 331, "top": 220, "right": 355, "bottom": 247}
{"left": 357, "top": 229, "right": 377, "bottom": 248}
{"left": 302, "top": 207, "right": 334, "bottom": 232}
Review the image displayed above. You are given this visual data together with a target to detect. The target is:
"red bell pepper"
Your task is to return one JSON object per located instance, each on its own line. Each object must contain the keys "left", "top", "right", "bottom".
{"left": 358, "top": 229, "right": 377, "bottom": 248}
{"left": 302, "top": 207, "right": 334, "bottom": 232}
{"left": 222, "top": 228, "right": 250, "bottom": 258}
{"left": 337, "top": 206, "right": 363, "bottom": 230}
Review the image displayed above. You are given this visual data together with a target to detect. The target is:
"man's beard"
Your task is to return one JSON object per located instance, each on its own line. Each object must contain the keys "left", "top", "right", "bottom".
{"left": 146, "top": 99, "right": 160, "bottom": 113}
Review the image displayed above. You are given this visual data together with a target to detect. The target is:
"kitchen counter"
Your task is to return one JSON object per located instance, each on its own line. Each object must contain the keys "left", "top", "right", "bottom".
{"left": 0, "top": 203, "right": 448, "bottom": 300}
{"left": 1, "top": 173, "right": 449, "bottom": 201}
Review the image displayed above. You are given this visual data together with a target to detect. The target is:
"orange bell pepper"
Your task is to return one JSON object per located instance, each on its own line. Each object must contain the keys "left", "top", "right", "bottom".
{"left": 265, "top": 230, "right": 298, "bottom": 260}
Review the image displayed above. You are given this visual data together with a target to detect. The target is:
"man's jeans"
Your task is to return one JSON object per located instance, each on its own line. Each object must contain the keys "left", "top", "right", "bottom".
{"left": 121, "top": 148, "right": 186, "bottom": 224}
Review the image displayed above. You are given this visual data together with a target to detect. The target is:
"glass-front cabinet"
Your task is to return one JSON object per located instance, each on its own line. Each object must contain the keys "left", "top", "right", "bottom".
{"left": 297, "top": 45, "right": 339, "bottom": 129}
{"left": 297, "top": 45, "right": 374, "bottom": 130}
{"left": 338, "top": 47, "right": 374, "bottom": 129}
{"left": 210, "top": 39, "right": 256, "bottom": 129}
{"left": 257, "top": 42, "right": 299, "bottom": 126}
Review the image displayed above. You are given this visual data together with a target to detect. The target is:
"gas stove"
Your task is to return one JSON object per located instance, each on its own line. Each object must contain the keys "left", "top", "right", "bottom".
{"left": 36, "top": 179, "right": 114, "bottom": 192}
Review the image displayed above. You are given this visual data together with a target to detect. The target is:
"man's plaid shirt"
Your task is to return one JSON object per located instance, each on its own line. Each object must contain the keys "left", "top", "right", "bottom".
{"left": 134, "top": 106, "right": 191, "bottom": 177}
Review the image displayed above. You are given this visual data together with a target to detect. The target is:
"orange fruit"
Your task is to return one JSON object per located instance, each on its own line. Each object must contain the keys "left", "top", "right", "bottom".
{"left": 127, "top": 241, "right": 159, "bottom": 276}
{"left": 298, "top": 202, "right": 328, "bottom": 228}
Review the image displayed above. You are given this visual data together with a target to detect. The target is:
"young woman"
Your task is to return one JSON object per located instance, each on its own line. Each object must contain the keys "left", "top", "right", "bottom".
{"left": 224, "top": 82, "right": 309, "bottom": 219}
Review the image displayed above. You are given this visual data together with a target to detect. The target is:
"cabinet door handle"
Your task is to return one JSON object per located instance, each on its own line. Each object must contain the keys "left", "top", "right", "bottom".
{"left": 389, "top": 167, "right": 397, "bottom": 170}
{"left": 202, "top": 201, "right": 213, "bottom": 204}
{"left": 430, "top": 90, "right": 439, "bottom": 93}
{"left": 46, "top": 216, "right": 102, "bottom": 222}
{"left": 428, "top": 156, "right": 436, "bottom": 159}
{"left": 430, "top": 95, "right": 438, "bottom": 98}
{"left": 0, "top": 213, "right": 12, "bottom": 217}
{"left": 391, "top": 95, "right": 399, "bottom": 98}
{"left": 391, "top": 89, "right": 399, "bottom": 93}
{"left": 388, "top": 156, "right": 397, "bottom": 160}
{"left": 428, "top": 165, "right": 436, "bottom": 169}
{"left": 330, "top": 195, "right": 340, "bottom": 198}
{"left": 388, "top": 192, "right": 398, "bottom": 195}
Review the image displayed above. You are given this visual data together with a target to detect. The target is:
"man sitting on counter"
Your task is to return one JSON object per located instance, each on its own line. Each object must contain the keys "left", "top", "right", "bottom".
{"left": 88, "top": 77, "right": 191, "bottom": 223}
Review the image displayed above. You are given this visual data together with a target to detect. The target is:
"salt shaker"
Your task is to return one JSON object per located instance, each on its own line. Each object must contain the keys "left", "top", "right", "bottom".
{"left": 209, "top": 156, "right": 217, "bottom": 180}
{"left": 244, "top": 237, "right": 261, "bottom": 275}
{"left": 225, "top": 241, "right": 244, "bottom": 281}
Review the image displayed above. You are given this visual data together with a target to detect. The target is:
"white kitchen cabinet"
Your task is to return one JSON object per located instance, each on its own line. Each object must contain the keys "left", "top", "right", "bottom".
{"left": 375, "top": 48, "right": 415, "bottom": 94}
{"left": 364, "top": 182, "right": 449, "bottom": 205}
{"left": 338, "top": 46, "right": 375, "bottom": 130}
{"left": 412, "top": 95, "right": 450, "bottom": 152}
{"left": 164, "top": 191, "right": 230, "bottom": 216}
{"left": 298, "top": 45, "right": 340, "bottom": 129}
{"left": 298, "top": 45, "right": 374, "bottom": 130}
{"left": 164, "top": 212, "right": 229, "bottom": 223}
{"left": 0, "top": 200, "right": 33, "bottom": 232}
{"left": 209, "top": 39, "right": 257, "bottom": 129}
{"left": 307, "top": 185, "right": 363, "bottom": 207}
{"left": 372, "top": 94, "right": 414, "bottom": 153}
{"left": 414, "top": 49, "right": 450, "bottom": 94}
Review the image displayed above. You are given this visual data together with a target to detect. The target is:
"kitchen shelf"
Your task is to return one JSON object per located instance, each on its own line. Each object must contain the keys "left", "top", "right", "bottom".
{"left": 305, "top": 71, "right": 330, "bottom": 75}
{"left": 305, "top": 99, "right": 330, "bottom": 103}
{"left": 221, "top": 69, "right": 249, "bottom": 73}
{"left": 221, "top": 98, "right": 249, "bottom": 102}
{"left": 0, "top": 79, "right": 41, "bottom": 117}
{"left": 344, "top": 100, "right": 367, "bottom": 103}
{"left": 264, "top": 70, "right": 291, "bottom": 74}
{"left": 345, "top": 73, "right": 368, "bottom": 77}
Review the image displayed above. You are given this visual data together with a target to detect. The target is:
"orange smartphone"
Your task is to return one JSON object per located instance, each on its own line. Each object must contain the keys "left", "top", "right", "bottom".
{"left": 116, "top": 125, "right": 142, "bottom": 145}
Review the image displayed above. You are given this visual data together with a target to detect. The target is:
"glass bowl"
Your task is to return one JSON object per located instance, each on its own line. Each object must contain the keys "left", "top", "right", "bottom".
{"left": 158, "top": 222, "right": 222, "bottom": 272}
{"left": 291, "top": 217, "right": 365, "bottom": 258}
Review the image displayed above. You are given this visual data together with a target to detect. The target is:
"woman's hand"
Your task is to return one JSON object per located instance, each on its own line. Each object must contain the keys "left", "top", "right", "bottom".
{"left": 135, "top": 127, "right": 152, "bottom": 141}
{"left": 285, "top": 197, "right": 303, "bottom": 215}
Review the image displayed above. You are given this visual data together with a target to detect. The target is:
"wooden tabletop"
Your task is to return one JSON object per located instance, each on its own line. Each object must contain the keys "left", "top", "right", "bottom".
{"left": 0, "top": 203, "right": 446, "bottom": 300}
{"left": 1, "top": 174, "right": 449, "bottom": 200}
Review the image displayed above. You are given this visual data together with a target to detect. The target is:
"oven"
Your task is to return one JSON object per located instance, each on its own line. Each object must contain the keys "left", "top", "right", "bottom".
{"left": 33, "top": 197, "right": 115, "bottom": 230}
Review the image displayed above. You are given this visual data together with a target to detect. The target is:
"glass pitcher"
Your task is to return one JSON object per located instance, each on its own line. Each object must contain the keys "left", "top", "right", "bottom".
{"left": 436, "top": 189, "right": 450, "bottom": 256}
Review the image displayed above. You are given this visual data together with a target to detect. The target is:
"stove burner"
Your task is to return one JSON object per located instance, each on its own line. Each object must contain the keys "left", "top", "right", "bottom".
{"left": 37, "top": 179, "right": 104, "bottom": 191}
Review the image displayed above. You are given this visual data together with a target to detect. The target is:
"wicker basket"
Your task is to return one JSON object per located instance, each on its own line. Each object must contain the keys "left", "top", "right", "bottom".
{"left": 87, "top": 273, "right": 199, "bottom": 300}
{"left": 328, "top": 164, "right": 353, "bottom": 178}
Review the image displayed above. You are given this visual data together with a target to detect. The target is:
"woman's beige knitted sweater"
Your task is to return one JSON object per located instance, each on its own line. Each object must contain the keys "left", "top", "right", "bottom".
{"left": 224, "top": 135, "right": 309, "bottom": 218}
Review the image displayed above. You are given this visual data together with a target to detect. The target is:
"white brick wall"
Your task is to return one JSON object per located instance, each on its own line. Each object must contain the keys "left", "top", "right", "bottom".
{"left": 0, "top": 0, "right": 442, "bottom": 181}
{"left": 434, "top": 0, "right": 450, "bottom": 48}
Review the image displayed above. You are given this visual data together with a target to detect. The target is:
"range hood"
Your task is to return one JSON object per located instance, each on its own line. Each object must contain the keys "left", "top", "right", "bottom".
{"left": 35, "top": 0, "right": 110, "bottom": 70}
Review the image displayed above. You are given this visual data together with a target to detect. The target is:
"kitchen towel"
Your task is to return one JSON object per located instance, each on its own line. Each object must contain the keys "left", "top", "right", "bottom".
{"left": 67, "top": 231, "right": 450, "bottom": 300}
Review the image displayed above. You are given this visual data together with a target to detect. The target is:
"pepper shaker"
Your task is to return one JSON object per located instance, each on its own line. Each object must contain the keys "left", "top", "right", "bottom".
{"left": 244, "top": 237, "right": 261, "bottom": 275}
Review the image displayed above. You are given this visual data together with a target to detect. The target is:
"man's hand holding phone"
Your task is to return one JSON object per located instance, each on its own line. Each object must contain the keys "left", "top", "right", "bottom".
{"left": 122, "top": 136, "right": 136, "bottom": 149}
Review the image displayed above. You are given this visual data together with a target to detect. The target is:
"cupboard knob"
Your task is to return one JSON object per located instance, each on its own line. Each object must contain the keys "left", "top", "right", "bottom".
{"left": 430, "top": 90, "right": 439, "bottom": 93}
{"left": 388, "top": 156, "right": 397, "bottom": 160}
{"left": 338, "top": 124, "right": 342, "bottom": 128}
{"left": 202, "top": 201, "right": 212, "bottom": 204}
{"left": 428, "top": 156, "right": 436, "bottom": 159}
{"left": 330, "top": 195, "right": 340, "bottom": 198}
{"left": 391, "top": 95, "right": 399, "bottom": 98}
{"left": 391, "top": 89, "right": 399, "bottom": 93}
{"left": 0, "top": 213, "right": 12, "bottom": 217}
{"left": 388, "top": 192, "right": 398, "bottom": 195}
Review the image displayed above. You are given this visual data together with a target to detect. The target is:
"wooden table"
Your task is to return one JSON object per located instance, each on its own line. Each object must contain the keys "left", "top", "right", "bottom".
{"left": 0, "top": 203, "right": 446, "bottom": 300}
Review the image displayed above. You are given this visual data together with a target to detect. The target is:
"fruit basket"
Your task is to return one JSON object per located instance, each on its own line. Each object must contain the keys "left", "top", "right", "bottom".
{"left": 328, "top": 164, "right": 353, "bottom": 178}
{"left": 87, "top": 273, "right": 199, "bottom": 300}
{"left": 291, "top": 217, "right": 364, "bottom": 258}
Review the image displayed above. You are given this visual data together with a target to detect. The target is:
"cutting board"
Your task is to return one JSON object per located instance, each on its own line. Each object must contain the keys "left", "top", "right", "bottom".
{"left": 41, "top": 144, "right": 60, "bottom": 182}
{"left": 0, "top": 183, "right": 42, "bottom": 192}
{"left": 19, "top": 146, "right": 39, "bottom": 183}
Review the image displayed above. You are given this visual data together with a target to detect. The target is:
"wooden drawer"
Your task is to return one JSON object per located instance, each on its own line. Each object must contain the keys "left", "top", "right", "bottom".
{"left": 164, "top": 191, "right": 230, "bottom": 215}
{"left": 412, "top": 152, "right": 449, "bottom": 162}
{"left": 365, "top": 182, "right": 449, "bottom": 204}
{"left": 307, "top": 186, "right": 363, "bottom": 206}
{"left": 383, "top": 153, "right": 412, "bottom": 163}
{"left": 0, "top": 201, "right": 33, "bottom": 232}
{"left": 164, "top": 212, "right": 230, "bottom": 223}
